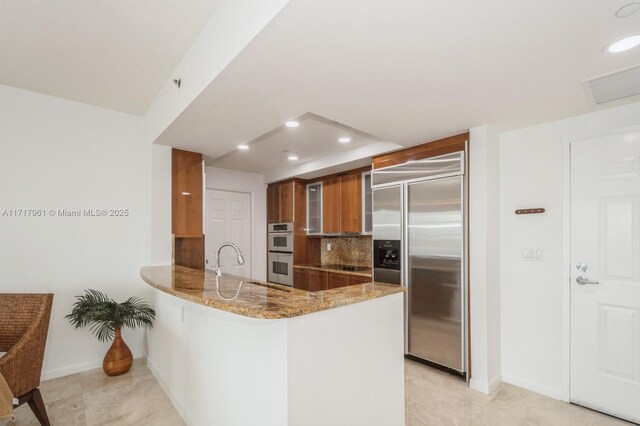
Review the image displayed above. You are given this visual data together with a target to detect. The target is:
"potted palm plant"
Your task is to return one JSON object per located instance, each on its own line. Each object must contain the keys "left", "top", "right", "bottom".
{"left": 66, "top": 289, "right": 156, "bottom": 376}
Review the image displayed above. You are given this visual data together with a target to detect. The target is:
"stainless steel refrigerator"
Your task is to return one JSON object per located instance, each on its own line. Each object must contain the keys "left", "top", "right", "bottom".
{"left": 372, "top": 151, "right": 467, "bottom": 375}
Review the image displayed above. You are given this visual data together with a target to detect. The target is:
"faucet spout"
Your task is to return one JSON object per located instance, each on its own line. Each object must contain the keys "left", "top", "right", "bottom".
{"left": 215, "top": 242, "right": 245, "bottom": 277}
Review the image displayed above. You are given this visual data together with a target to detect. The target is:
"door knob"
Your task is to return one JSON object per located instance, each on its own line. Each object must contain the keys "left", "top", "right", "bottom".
{"left": 576, "top": 263, "right": 587, "bottom": 273}
{"left": 576, "top": 276, "right": 599, "bottom": 285}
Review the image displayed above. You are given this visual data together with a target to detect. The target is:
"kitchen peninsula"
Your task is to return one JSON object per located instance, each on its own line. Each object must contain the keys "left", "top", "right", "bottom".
{"left": 141, "top": 265, "right": 405, "bottom": 426}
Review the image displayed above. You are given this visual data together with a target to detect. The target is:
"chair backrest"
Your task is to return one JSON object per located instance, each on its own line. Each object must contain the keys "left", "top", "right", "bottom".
{"left": 0, "top": 294, "right": 53, "bottom": 353}
{"left": 0, "top": 293, "right": 53, "bottom": 397}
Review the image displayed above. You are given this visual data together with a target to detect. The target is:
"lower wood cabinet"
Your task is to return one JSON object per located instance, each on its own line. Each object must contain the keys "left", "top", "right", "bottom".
{"left": 294, "top": 268, "right": 328, "bottom": 292}
{"left": 307, "top": 269, "right": 328, "bottom": 292}
{"left": 327, "top": 272, "right": 349, "bottom": 289}
{"left": 348, "top": 275, "right": 372, "bottom": 285}
{"left": 294, "top": 268, "right": 373, "bottom": 291}
{"left": 293, "top": 269, "right": 309, "bottom": 290}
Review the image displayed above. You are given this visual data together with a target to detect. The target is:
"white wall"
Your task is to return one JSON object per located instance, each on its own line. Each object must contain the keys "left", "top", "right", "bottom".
{"left": 0, "top": 84, "right": 152, "bottom": 380}
{"left": 469, "top": 125, "right": 502, "bottom": 394}
{"left": 205, "top": 166, "right": 267, "bottom": 281}
{"left": 146, "top": 0, "right": 290, "bottom": 144}
{"left": 499, "top": 101, "right": 640, "bottom": 399}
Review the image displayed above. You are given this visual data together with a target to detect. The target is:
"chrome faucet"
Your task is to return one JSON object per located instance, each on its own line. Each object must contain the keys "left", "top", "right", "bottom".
{"left": 215, "top": 242, "right": 245, "bottom": 277}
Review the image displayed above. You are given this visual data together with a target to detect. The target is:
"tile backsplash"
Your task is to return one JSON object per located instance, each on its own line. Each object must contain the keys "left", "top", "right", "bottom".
{"left": 320, "top": 237, "right": 372, "bottom": 267}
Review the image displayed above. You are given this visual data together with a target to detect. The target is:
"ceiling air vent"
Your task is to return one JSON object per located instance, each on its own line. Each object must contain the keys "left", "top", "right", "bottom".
{"left": 584, "top": 65, "right": 640, "bottom": 105}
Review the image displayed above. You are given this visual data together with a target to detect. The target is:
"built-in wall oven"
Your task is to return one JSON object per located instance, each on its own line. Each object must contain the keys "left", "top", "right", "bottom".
{"left": 268, "top": 223, "right": 294, "bottom": 252}
{"left": 268, "top": 252, "right": 293, "bottom": 287}
{"left": 268, "top": 223, "right": 294, "bottom": 287}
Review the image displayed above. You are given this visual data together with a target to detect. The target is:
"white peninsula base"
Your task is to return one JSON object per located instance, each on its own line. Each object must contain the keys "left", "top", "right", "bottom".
{"left": 146, "top": 289, "right": 405, "bottom": 426}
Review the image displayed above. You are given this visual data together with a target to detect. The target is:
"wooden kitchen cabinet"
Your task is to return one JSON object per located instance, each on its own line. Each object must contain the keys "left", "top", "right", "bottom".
{"left": 294, "top": 268, "right": 328, "bottom": 292}
{"left": 306, "top": 182, "right": 322, "bottom": 235}
{"left": 339, "top": 172, "right": 362, "bottom": 234}
{"left": 172, "top": 149, "right": 203, "bottom": 236}
{"left": 322, "top": 175, "right": 341, "bottom": 234}
{"left": 306, "top": 269, "right": 328, "bottom": 292}
{"left": 295, "top": 269, "right": 372, "bottom": 291}
{"left": 294, "top": 268, "right": 308, "bottom": 290}
{"left": 348, "top": 274, "right": 372, "bottom": 285}
{"left": 279, "top": 182, "right": 294, "bottom": 223}
{"left": 316, "top": 170, "right": 365, "bottom": 235}
{"left": 267, "top": 181, "right": 295, "bottom": 223}
{"left": 172, "top": 148, "right": 205, "bottom": 269}
{"left": 327, "top": 272, "right": 350, "bottom": 289}
{"left": 267, "top": 184, "right": 280, "bottom": 223}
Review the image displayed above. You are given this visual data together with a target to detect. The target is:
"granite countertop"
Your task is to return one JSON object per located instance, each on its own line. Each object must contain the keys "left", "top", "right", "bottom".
{"left": 140, "top": 265, "right": 402, "bottom": 320}
{"left": 293, "top": 264, "right": 372, "bottom": 277}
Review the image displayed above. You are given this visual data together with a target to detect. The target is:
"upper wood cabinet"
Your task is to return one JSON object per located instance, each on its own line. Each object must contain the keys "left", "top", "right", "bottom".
{"left": 172, "top": 148, "right": 205, "bottom": 270}
{"left": 372, "top": 132, "right": 468, "bottom": 170}
{"left": 322, "top": 175, "right": 341, "bottom": 234}
{"left": 172, "top": 149, "right": 203, "bottom": 237}
{"left": 306, "top": 182, "right": 323, "bottom": 235}
{"left": 279, "top": 182, "right": 294, "bottom": 223}
{"left": 319, "top": 171, "right": 363, "bottom": 234}
{"left": 339, "top": 172, "right": 362, "bottom": 234}
{"left": 267, "top": 184, "right": 280, "bottom": 223}
{"left": 267, "top": 181, "right": 295, "bottom": 224}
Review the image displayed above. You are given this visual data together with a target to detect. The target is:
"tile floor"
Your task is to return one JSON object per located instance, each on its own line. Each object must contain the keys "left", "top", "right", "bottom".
{"left": 7, "top": 359, "right": 183, "bottom": 426}
{"left": 404, "top": 359, "right": 632, "bottom": 425}
{"left": 5, "top": 359, "right": 633, "bottom": 425}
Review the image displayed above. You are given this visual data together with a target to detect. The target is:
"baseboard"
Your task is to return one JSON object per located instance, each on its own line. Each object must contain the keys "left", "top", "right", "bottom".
{"left": 146, "top": 357, "right": 191, "bottom": 426}
{"left": 41, "top": 349, "right": 143, "bottom": 381}
{"left": 501, "top": 373, "right": 562, "bottom": 400}
{"left": 488, "top": 374, "right": 502, "bottom": 393}
{"left": 469, "top": 373, "right": 502, "bottom": 395}
{"left": 469, "top": 378, "right": 489, "bottom": 394}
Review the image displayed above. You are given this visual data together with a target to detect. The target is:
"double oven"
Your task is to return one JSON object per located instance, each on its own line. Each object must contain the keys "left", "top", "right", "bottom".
{"left": 268, "top": 223, "right": 294, "bottom": 287}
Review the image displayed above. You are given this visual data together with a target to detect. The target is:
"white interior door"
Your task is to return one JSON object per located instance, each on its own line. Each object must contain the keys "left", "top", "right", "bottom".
{"left": 570, "top": 130, "right": 640, "bottom": 423}
{"left": 205, "top": 189, "right": 251, "bottom": 278}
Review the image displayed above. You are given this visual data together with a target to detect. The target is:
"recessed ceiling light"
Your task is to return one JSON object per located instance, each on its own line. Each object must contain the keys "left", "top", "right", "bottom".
{"left": 338, "top": 137, "right": 352, "bottom": 143}
{"left": 285, "top": 121, "right": 299, "bottom": 128}
{"left": 616, "top": 3, "right": 640, "bottom": 18}
{"left": 288, "top": 155, "right": 299, "bottom": 161}
{"left": 607, "top": 34, "right": 640, "bottom": 53}
{"left": 237, "top": 144, "right": 249, "bottom": 150}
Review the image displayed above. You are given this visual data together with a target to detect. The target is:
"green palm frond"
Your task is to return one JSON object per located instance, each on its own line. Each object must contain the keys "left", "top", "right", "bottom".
{"left": 65, "top": 290, "right": 156, "bottom": 342}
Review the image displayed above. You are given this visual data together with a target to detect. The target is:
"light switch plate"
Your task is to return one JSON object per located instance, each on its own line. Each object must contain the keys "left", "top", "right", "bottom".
{"left": 327, "top": 243, "right": 332, "bottom": 251}
{"left": 522, "top": 247, "right": 544, "bottom": 262}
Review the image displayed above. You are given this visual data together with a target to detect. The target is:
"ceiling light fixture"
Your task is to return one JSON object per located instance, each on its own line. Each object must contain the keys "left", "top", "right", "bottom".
{"left": 288, "top": 155, "right": 299, "bottom": 161}
{"left": 285, "top": 121, "right": 299, "bottom": 128}
{"left": 607, "top": 34, "right": 640, "bottom": 53}
{"left": 338, "top": 137, "right": 352, "bottom": 143}
{"left": 616, "top": 3, "right": 640, "bottom": 18}
{"left": 237, "top": 144, "right": 249, "bottom": 150}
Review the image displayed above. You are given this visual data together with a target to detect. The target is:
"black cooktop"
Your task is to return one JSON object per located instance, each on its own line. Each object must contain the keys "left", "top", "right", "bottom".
{"left": 322, "top": 264, "right": 372, "bottom": 273}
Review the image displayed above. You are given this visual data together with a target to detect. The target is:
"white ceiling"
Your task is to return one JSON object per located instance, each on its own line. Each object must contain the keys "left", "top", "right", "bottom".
{"left": 0, "top": 0, "right": 222, "bottom": 114}
{"left": 4, "top": 0, "right": 640, "bottom": 178}
{"left": 211, "top": 113, "right": 391, "bottom": 174}
{"left": 157, "top": 0, "right": 640, "bottom": 178}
